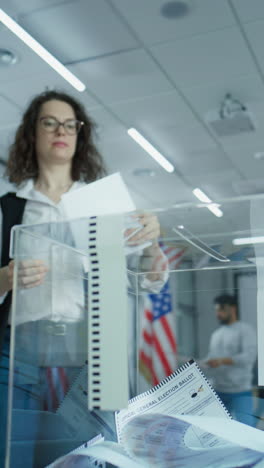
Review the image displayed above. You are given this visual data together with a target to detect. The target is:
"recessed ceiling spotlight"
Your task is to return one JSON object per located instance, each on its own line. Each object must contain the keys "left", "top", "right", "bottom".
{"left": 161, "top": 1, "right": 189, "bottom": 19}
{"left": 0, "top": 48, "right": 17, "bottom": 66}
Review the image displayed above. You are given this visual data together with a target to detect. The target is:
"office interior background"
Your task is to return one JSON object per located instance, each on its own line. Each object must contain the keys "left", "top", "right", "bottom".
{"left": 0, "top": 0, "right": 262, "bottom": 378}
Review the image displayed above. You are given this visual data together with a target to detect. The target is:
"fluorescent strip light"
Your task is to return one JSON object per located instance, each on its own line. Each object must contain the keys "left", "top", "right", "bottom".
{"left": 0, "top": 9, "right": 86, "bottom": 92}
{"left": 233, "top": 236, "right": 264, "bottom": 246}
{"left": 207, "top": 204, "right": 223, "bottom": 218}
{"left": 127, "top": 128, "right": 175, "bottom": 173}
{"left": 192, "top": 188, "right": 212, "bottom": 203}
{"left": 192, "top": 188, "right": 223, "bottom": 218}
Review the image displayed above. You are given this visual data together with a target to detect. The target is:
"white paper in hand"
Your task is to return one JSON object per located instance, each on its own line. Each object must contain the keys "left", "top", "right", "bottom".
{"left": 61, "top": 173, "right": 135, "bottom": 219}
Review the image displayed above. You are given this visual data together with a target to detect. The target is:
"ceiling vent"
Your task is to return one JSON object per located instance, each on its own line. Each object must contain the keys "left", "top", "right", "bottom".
{"left": 205, "top": 93, "right": 256, "bottom": 137}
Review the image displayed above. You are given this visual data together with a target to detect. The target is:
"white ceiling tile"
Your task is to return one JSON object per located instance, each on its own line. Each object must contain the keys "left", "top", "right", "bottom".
{"left": 147, "top": 123, "right": 216, "bottom": 161}
{"left": 232, "top": 178, "right": 264, "bottom": 196}
{"left": 109, "top": 91, "right": 197, "bottom": 129}
{"left": 0, "top": 125, "right": 19, "bottom": 161}
{"left": 20, "top": 0, "right": 139, "bottom": 63}
{"left": 232, "top": 0, "right": 264, "bottom": 23}
{"left": 89, "top": 107, "right": 126, "bottom": 142}
{"left": 186, "top": 169, "right": 243, "bottom": 199}
{"left": 0, "top": 27, "right": 53, "bottom": 83}
{"left": 70, "top": 49, "right": 173, "bottom": 104}
{"left": 98, "top": 135, "right": 195, "bottom": 207}
{"left": 1, "top": 69, "right": 99, "bottom": 111}
{"left": 183, "top": 74, "right": 264, "bottom": 117}
{"left": 112, "top": 0, "right": 235, "bottom": 45}
{"left": 0, "top": 97, "right": 21, "bottom": 126}
{"left": 98, "top": 134, "right": 162, "bottom": 174}
{"left": 220, "top": 132, "right": 264, "bottom": 153}
{"left": 125, "top": 171, "right": 193, "bottom": 208}
{"left": 0, "top": 0, "right": 70, "bottom": 16}
{"left": 244, "top": 20, "right": 264, "bottom": 75}
{"left": 225, "top": 144, "right": 264, "bottom": 179}
{"left": 175, "top": 148, "right": 234, "bottom": 177}
{"left": 151, "top": 27, "right": 257, "bottom": 89}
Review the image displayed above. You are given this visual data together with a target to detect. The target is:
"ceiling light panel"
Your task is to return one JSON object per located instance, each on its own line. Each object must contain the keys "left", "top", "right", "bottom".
{"left": 69, "top": 48, "right": 173, "bottom": 105}
{"left": 233, "top": 236, "right": 264, "bottom": 246}
{"left": 0, "top": 8, "right": 86, "bottom": 91}
{"left": 127, "top": 128, "right": 175, "bottom": 173}
{"left": 150, "top": 28, "right": 257, "bottom": 89}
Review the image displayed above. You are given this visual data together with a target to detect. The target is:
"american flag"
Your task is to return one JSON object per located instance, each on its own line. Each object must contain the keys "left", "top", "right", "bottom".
{"left": 43, "top": 367, "right": 69, "bottom": 412}
{"left": 160, "top": 243, "right": 187, "bottom": 271}
{"left": 139, "top": 245, "right": 186, "bottom": 385}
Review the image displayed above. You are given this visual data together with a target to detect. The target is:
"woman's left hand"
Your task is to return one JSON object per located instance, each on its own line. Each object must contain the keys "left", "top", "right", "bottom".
{"left": 126, "top": 212, "right": 160, "bottom": 245}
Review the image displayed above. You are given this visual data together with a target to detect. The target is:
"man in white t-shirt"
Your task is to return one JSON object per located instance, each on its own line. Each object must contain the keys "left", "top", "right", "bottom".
{"left": 204, "top": 294, "right": 257, "bottom": 426}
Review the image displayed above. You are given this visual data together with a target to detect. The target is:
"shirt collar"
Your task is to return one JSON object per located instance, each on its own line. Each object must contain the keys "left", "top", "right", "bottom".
{"left": 16, "top": 179, "right": 85, "bottom": 203}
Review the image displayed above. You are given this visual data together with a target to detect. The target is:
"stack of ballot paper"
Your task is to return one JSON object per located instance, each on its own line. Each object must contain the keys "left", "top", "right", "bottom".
{"left": 47, "top": 361, "right": 264, "bottom": 468}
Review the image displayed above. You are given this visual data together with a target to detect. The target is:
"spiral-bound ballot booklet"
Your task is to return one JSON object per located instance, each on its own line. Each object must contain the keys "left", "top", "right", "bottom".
{"left": 48, "top": 360, "right": 264, "bottom": 467}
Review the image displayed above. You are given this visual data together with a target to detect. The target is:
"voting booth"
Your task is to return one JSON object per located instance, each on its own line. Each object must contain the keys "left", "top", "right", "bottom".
{"left": 5, "top": 197, "right": 264, "bottom": 467}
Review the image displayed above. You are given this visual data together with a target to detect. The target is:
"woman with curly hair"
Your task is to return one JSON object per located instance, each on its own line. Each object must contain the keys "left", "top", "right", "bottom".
{"left": 0, "top": 90, "right": 107, "bottom": 352}
{"left": 0, "top": 90, "right": 163, "bottom": 466}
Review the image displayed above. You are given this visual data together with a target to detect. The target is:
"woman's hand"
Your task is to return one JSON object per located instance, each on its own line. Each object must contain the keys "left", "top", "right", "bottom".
{"left": 126, "top": 213, "right": 160, "bottom": 245}
{"left": 125, "top": 213, "right": 169, "bottom": 283}
{"left": 7, "top": 259, "right": 48, "bottom": 290}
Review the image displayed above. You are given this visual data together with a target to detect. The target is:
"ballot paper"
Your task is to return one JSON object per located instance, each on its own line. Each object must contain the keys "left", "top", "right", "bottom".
{"left": 48, "top": 360, "right": 264, "bottom": 467}
{"left": 46, "top": 416, "right": 264, "bottom": 468}
{"left": 120, "top": 414, "right": 264, "bottom": 468}
{"left": 46, "top": 434, "right": 105, "bottom": 468}
{"left": 61, "top": 172, "right": 151, "bottom": 255}
{"left": 61, "top": 172, "right": 136, "bottom": 219}
{"left": 56, "top": 363, "right": 116, "bottom": 441}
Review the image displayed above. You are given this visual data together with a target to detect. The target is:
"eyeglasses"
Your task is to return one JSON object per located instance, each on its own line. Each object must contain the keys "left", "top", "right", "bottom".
{"left": 39, "top": 116, "right": 84, "bottom": 135}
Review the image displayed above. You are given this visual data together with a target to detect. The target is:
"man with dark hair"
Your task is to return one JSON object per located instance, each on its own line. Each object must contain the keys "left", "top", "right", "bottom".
{"left": 204, "top": 294, "right": 257, "bottom": 426}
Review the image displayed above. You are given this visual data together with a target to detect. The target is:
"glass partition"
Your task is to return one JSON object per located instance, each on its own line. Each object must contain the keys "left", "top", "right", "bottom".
{"left": 5, "top": 197, "right": 264, "bottom": 466}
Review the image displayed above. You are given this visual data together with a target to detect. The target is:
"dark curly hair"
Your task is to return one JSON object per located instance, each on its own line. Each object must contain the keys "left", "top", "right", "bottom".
{"left": 6, "top": 90, "right": 107, "bottom": 185}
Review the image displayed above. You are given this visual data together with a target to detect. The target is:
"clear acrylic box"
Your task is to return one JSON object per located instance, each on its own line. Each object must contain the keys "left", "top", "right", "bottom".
{"left": 5, "top": 197, "right": 264, "bottom": 467}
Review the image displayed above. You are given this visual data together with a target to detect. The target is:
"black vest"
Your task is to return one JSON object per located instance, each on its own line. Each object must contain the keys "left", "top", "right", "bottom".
{"left": 0, "top": 193, "right": 27, "bottom": 355}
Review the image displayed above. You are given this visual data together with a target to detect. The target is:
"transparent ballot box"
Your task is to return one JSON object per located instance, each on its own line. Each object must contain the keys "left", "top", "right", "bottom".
{"left": 5, "top": 197, "right": 264, "bottom": 467}
{"left": 6, "top": 214, "right": 130, "bottom": 468}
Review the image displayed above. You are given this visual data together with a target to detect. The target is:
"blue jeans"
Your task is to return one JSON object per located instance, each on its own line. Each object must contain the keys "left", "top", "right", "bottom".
{"left": 0, "top": 327, "right": 10, "bottom": 467}
{"left": 0, "top": 327, "right": 45, "bottom": 468}
{"left": 0, "top": 326, "right": 115, "bottom": 467}
{"left": 217, "top": 390, "right": 256, "bottom": 427}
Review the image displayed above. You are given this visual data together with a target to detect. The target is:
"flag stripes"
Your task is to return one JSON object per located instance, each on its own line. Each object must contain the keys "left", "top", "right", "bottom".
{"left": 139, "top": 244, "right": 186, "bottom": 386}
{"left": 43, "top": 367, "right": 69, "bottom": 412}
